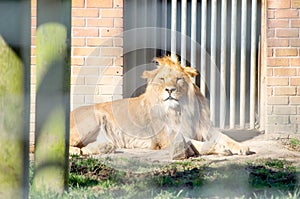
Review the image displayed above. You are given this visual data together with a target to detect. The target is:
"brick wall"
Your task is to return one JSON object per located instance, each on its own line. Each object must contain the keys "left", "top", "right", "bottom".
{"left": 29, "top": 0, "right": 300, "bottom": 142}
{"left": 266, "top": 0, "right": 300, "bottom": 134}
{"left": 30, "top": 0, "right": 123, "bottom": 144}
{"left": 71, "top": 0, "right": 123, "bottom": 110}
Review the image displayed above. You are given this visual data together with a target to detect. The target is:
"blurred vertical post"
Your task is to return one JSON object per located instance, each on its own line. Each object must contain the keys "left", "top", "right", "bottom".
{"left": 33, "top": 0, "right": 71, "bottom": 194}
{"left": 0, "top": 0, "right": 31, "bottom": 198}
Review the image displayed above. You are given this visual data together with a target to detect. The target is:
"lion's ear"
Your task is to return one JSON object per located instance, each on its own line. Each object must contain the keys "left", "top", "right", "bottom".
{"left": 184, "top": 67, "right": 199, "bottom": 77}
{"left": 142, "top": 70, "right": 158, "bottom": 81}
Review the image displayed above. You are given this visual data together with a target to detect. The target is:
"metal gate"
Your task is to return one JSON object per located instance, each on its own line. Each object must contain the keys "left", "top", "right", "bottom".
{"left": 124, "top": 0, "right": 261, "bottom": 130}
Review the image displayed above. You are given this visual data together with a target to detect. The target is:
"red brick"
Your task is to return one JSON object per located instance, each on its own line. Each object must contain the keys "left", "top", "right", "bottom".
{"left": 267, "top": 88, "right": 273, "bottom": 96}
{"left": 275, "top": 48, "right": 298, "bottom": 57}
{"left": 290, "top": 78, "right": 300, "bottom": 85}
{"left": 32, "top": 7, "right": 37, "bottom": 17}
{"left": 72, "top": 38, "right": 85, "bottom": 46}
{"left": 274, "top": 68, "right": 297, "bottom": 76}
{"left": 274, "top": 87, "right": 297, "bottom": 96}
{"left": 86, "top": 58, "right": 113, "bottom": 66}
{"left": 267, "top": 68, "right": 273, "bottom": 76}
{"left": 71, "top": 57, "right": 85, "bottom": 66}
{"left": 72, "top": 18, "right": 85, "bottom": 27}
{"left": 291, "top": 96, "right": 300, "bottom": 104}
{"left": 268, "top": 19, "right": 289, "bottom": 28}
{"left": 72, "top": 67, "right": 99, "bottom": 76}
{"left": 267, "top": 96, "right": 289, "bottom": 104}
{"left": 115, "top": 57, "right": 123, "bottom": 66}
{"left": 101, "top": 47, "right": 123, "bottom": 57}
{"left": 72, "top": 9, "right": 99, "bottom": 17}
{"left": 87, "top": 38, "right": 113, "bottom": 46}
{"left": 73, "top": 28, "right": 99, "bottom": 37}
{"left": 292, "top": 0, "right": 300, "bottom": 8}
{"left": 268, "top": 49, "right": 274, "bottom": 57}
{"left": 291, "top": 19, "right": 300, "bottom": 28}
{"left": 113, "top": 38, "right": 123, "bottom": 47}
{"left": 72, "top": 0, "right": 84, "bottom": 8}
{"left": 290, "top": 58, "right": 300, "bottom": 66}
{"left": 268, "top": 0, "right": 291, "bottom": 8}
{"left": 87, "top": 0, "right": 113, "bottom": 8}
{"left": 275, "top": 9, "right": 299, "bottom": 18}
{"left": 290, "top": 39, "right": 300, "bottom": 47}
{"left": 267, "top": 29, "right": 275, "bottom": 38}
{"left": 273, "top": 106, "right": 297, "bottom": 114}
{"left": 101, "top": 28, "right": 123, "bottom": 37}
{"left": 268, "top": 10, "right": 275, "bottom": 19}
{"left": 114, "top": 0, "right": 123, "bottom": 8}
{"left": 267, "top": 77, "right": 289, "bottom": 86}
{"left": 87, "top": 19, "right": 114, "bottom": 27}
{"left": 276, "top": 29, "right": 299, "bottom": 38}
{"left": 268, "top": 39, "right": 289, "bottom": 47}
{"left": 102, "top": 66, "right": 123, "bottom": 75}
{"left": 114, "top": 18, "right": 123, "bottom": 28}
{"left": 73, "top": 48, "right": 99, "bottom": 56}
{"left": 101, "top": 9, "right": 123, "bottom": 18}
{"left": 32, "top": 17, "right": 36, "bottom": 27}
{"left": 267, "top": 58, "right": 289, "bottom": 66}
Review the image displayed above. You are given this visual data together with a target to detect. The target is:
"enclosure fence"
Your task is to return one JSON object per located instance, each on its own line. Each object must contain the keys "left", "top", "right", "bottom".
{"left": 124, "top": 0, "right": 261, "bottom": 130}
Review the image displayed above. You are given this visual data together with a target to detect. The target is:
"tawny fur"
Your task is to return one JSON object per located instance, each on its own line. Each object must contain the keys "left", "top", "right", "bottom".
{"left": 70, "top": 56, "right": 250, "bottom": 156}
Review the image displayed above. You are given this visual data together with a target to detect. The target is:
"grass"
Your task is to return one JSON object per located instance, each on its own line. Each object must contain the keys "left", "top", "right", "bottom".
{"left": 29, "top": 156, "right": 300, "bottom": 199}
{"left": 290, "top": 138, "right": 300, "bottom": 150}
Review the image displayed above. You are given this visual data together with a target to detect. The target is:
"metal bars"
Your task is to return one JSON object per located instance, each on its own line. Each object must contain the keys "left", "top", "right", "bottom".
{"left": 240, "top": 0, "right": 247, "bottom": 128}
{"left": 220, "top": 0, "right": 227, "bottom": 128}
{"left": 200, "top": 0, "right": 207, "bottom": 96}
{"left": 250, "top": 0, "right": 258, "bottom": 129}
{"left": 190, "top": 0, "right": 197, "bottom": 68}
{"left": 181, "top": 0, "right": 187, "bottom": 66}
{"left": 171, "top": 0, "right": 177, "bottom": 60}
{"left": 125, "top": 0, "right": 260, "bottom": 130}
{"left": 210, "top": 0, "right": 217, "bottom": 125}
{"left": 230, "top": 0, "right": 237, "bottom": 129}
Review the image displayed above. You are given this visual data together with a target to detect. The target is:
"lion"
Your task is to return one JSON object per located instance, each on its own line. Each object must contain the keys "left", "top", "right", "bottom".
{"left": 70, "top": 56, "right": 250, "bottom": 159}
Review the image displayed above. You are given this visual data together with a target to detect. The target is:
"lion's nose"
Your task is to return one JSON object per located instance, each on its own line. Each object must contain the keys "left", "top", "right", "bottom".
{"left": 165, "top": 87, "right": 176, "bottom": 94}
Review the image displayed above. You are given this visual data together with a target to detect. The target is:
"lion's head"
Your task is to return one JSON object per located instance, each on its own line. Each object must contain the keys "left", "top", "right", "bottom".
{"left": 142, "top": 56, "right": 198, "bottom": 109}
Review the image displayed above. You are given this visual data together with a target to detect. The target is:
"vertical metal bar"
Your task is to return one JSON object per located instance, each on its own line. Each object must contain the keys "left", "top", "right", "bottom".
{"left": 124, "top": 0, "right": 137, "bottom": 98}
{"left": 190, "top": 0, "right": 197, "bottom": 68}
{"left": 200, "top": 0, "right": 207, "bottom": 96}
{"left": 171, "top": 0, "right": 177, "bottom": 60}
{"left": 220, "top": 0, "right": 227, "bottom": 128}
{"left": 240, "top": 0, "right": 247, "bottom": 128}
{"left": 210, "top": 0, "right": 217, "bottom": 126}
{"left": 181, "top": 0, "right": 187, "bottom": 66}
{"left": 250, "top": 0, "right": 257, "bottom": 129}
{"left": 230, "top": 0, "right": 237, "bottom": 129}
{"left": 34, "top": 0, "right": 71, "bottom": 193}
{"left": 0, "top": 0, "right": 31, "bottom": 195}
{"left": 161, "top": 0, "right": 168, "bottom": 55}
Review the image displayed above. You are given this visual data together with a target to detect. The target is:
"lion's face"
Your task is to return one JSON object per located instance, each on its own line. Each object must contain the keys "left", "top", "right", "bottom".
{"left": 143, "top": 57, "right": 198, "bottom": 109}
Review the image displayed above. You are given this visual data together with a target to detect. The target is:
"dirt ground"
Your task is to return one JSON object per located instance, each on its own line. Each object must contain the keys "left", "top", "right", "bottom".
{"left": 96, "top": 132, "right": 300, "bottom": 170}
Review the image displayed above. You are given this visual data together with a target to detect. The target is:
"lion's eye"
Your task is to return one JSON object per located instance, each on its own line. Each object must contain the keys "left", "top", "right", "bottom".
{"left": 176, "top": 77, "right": 183, "bottom": 82}
{"left": 159, "top": 77, "right": 165, "bottom": 82}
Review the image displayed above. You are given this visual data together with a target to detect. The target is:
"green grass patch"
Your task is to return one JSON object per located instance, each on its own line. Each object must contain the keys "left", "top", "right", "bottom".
{"left": 247, "top": 159, "right": 298, "bottom": 191}
{"left": 29, "top": 156, "right": 299, "bottom": 198}
{"left": 290, "top": 138, "right": 300, "bottom": 149}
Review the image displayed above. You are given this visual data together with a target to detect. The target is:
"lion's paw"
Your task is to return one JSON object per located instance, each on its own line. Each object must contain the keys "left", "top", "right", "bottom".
{"left": 80, "top": 147, "right": 91, "bottom": 156}
{"left": 231, "top": 144, "right": 250, "bottom": 155}
{"left": 98, "top": 143, "right": 116, "bottom": 154}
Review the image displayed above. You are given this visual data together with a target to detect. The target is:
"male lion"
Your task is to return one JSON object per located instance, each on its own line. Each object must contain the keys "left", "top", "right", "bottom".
{"left": 70, "top": 56, "right": 250, "bottom": 159}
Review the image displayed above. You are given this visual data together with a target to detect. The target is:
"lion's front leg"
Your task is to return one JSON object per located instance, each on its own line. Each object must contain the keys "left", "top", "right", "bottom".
{"left": 187, "top": 133, "right": 250, "bottom": 156}
{"left": 80, "top": 141, "right": 116, "bottom": 155}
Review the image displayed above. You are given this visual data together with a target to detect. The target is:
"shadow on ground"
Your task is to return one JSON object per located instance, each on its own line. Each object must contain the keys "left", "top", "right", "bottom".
{"left": 68, "top": 156, "right": 300, "bottom": 199}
